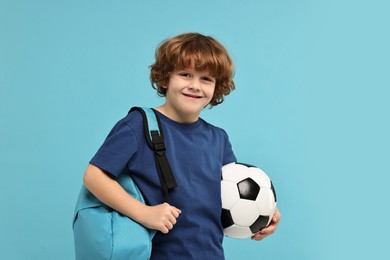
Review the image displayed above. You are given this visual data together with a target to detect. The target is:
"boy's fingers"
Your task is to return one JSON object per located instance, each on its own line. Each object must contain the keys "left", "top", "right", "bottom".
{"left": 251, "top": 232, "right": 266, "bottom": 241}
{"left": 260, "top": 225, "right": 275, "bottom": 235}
{"left": 161, "top": 226, "right": 169, "bottom": 234}
{"left": 165, "top": 221, "right": 174, "bottom": 230}
{"left": 163, "top": 203, "right": 181, "bottom": 212}
{"left": 273, "top": 208, "right": 281, "bottom": 222}
{"left": 172, "top": 207, "right": 182, "bottom": 217}
{"left": 169, "top": 215, "right": 177, "bottom": 225}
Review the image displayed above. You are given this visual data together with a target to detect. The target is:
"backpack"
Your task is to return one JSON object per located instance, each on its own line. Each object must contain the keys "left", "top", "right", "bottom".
{"left": 73, "top": 107, "right": 177, "bottom": 260}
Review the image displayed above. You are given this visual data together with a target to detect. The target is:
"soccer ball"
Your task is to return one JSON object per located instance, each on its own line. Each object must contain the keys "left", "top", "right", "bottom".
{"left": 221, "top": 162, "right": 277, "bottom": 238}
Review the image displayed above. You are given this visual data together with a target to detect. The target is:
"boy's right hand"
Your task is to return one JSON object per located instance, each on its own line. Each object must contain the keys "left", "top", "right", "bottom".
{"left": 140, "top": 202, "right": 181, "bottom": 234}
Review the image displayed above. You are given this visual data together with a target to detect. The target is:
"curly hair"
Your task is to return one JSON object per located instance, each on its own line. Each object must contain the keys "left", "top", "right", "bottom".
{"left": 150, "top": 33, "right": 235, "bottom": 107}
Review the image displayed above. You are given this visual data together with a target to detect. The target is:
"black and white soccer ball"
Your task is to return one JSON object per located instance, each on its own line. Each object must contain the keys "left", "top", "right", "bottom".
{"left": 221, "top": 162, "right": 277, "bottom": 238}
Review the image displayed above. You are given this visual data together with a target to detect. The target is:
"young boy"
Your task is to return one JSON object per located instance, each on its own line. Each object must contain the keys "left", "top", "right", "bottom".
{"left": 75, "top": 32, "right": 280, "bottom": 259}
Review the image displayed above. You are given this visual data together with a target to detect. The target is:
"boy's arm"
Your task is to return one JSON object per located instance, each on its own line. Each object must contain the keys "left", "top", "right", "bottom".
{"left": 83, "top": 164, "right": 181, "bottom": 234}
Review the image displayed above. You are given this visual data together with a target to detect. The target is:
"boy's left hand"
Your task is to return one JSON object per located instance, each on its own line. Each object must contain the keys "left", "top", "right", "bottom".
{"left": 251, "top": 207, "right": 281, "bottom": 241}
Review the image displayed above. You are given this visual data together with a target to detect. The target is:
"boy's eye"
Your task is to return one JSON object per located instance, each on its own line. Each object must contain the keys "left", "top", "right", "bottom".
{"left": 179, "top": 72, "right": 191, "bottom": 78}
{"left": 202, "top": 77, "right": 215, "bottom": 82}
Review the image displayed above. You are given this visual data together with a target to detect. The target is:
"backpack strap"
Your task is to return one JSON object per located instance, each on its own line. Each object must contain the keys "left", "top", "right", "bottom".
{"left": 129, "top": 107, "right": 177, "bottom": 201}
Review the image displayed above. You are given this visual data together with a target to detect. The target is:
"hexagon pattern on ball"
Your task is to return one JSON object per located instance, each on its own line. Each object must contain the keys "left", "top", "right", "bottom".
{"left": 221, "top": 162, "right": 277, "bottom": 238}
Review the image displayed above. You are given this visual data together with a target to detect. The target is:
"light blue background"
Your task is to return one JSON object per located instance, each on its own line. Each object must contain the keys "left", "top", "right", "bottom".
{"left": 1, "top": 0, "right": 389, "bottom": 259}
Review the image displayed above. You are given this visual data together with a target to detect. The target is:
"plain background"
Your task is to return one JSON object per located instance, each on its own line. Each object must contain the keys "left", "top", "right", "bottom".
{"left": 1, "top": 0, "right": 389, "bottom": 259}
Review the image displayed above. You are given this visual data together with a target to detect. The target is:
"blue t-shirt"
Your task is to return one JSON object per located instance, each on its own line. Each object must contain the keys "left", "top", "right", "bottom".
{"left": 90, "top": 109, "right": 236, "bottom": 259}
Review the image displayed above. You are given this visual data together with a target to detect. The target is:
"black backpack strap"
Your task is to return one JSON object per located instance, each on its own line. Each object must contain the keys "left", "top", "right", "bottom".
{"left": 129, "top": 107, "right": 177, "bottom": 201}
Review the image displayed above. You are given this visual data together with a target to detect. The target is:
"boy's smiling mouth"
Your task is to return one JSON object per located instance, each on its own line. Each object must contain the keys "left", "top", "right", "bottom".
{"left": 183, "top": 93, "right": 202, "bottom": 99}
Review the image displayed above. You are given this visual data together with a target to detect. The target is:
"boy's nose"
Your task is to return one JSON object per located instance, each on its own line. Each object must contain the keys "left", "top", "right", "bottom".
{"left": 189, "top": 78, "right": 201, "bottom": 90}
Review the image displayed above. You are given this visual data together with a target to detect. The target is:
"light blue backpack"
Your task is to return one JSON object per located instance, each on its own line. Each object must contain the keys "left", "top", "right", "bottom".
{"left": 73, "top": 107, "right": 177, "bottom": 260}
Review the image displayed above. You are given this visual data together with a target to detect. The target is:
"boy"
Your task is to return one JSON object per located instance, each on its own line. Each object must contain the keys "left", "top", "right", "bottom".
{"left": 75, "top": 32, "right": 280, "bottom": 259}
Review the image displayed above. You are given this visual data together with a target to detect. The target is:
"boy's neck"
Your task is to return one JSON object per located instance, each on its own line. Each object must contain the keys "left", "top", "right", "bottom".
{"left": 154, "top": 105, "right": 200, "bottom": 124}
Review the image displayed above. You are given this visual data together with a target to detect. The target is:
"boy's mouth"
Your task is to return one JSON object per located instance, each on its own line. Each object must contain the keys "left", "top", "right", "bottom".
{"left": 183, "top": 93, "right": 202, "bottom": 99}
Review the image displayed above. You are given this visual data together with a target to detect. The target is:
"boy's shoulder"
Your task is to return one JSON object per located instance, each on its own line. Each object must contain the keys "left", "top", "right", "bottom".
{"left": 124, "top": 108, "right": 143, "bottom": 123}
{"left": 199, "top": 118, "right": 230, "bottom": 141}
{"left": 200, "top": 117, "right": 228, "bottom": 133}
{"left": 108, "top": 108, "right": 144, "bottom": 134}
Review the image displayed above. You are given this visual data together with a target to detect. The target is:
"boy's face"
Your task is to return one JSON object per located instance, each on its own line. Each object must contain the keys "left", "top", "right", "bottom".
{"left": 162, "top": 68, "right": 216, "bottom": 122}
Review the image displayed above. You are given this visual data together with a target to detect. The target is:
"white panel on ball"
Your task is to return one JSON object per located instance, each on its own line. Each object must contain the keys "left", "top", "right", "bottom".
{"left": 222, "top": 163, "right": 249, "bottom": 183}
{"left": 256, "top": 189, "right": 276, "bottom": 215}
{"left": 223, "top": 224, "right": 253, "bottom": 239}
{"left": 230, "top": 200, "right": 259, "bottom": 226}
{"left": 221, "top": 180, "right": 240, "bottom": 209}
{"left": 247, "top": 167, "right": 271, "bottom": 188}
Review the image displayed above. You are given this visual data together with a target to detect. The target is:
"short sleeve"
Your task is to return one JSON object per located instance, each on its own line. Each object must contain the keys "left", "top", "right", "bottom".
{"left": 90, "top": 119, "right": 138, "bottom": 178}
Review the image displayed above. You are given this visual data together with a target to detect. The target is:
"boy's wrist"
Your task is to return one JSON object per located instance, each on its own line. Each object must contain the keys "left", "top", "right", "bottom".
{"left": 128, "top": 201, "right": 149, "bottom": 224}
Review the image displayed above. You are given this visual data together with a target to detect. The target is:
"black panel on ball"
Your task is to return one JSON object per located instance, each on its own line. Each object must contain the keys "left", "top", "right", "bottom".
{"left": 250, "top": 215, "right": 270, "bottom": 234}
{"left": 237, "top": 178, "right": 260, "bottom": 201}
{"left": 271, "top": 181, "right": 277, "bottom": 202}
{"left": 221, "top": 209, "right": 234, "bottom": 228}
